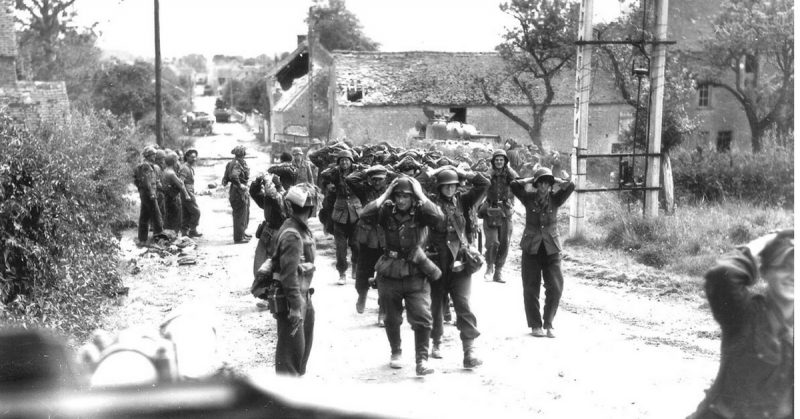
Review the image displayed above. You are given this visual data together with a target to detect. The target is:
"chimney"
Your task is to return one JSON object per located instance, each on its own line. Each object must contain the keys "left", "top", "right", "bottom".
{"left": 297, "top": 34, "right": 307, "bottom": 45}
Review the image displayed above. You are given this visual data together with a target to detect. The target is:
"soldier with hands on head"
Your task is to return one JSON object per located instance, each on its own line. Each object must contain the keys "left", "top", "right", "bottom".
{"left": 134, "top": 146, "right": 164, "bottom": 244}
{"left": 179, "top": 148, "right": 202, "bottom": 237}
{"left": 359, "top": 176, "right": 443, "bottom": 376}
{"left": 510, "top": 167, "right": 574, "bottom": 338}
{"left": 250, "top": 173, "right": 287, "bottom": 276}
{"left": 319, "top": 149, "right": 362, "bottom": 285}
{"left": 255, "top": 184, "right": 318, "bottom": 376}
{"left": 223, "top": 146, "right": 251, "bottom": 243}
{"left": 480, "top": 149, "right": 519, "bottom": 283}
{"left": 428, "top": 165, "right": 489, "bottom": 368}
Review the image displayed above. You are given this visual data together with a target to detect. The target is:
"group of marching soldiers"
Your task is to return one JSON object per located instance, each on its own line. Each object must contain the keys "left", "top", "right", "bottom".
{"left": 134, "top": 146, "right": 203, "bottom": 243}
{"left": 252, "top": 137, "right": 574, "bottom": 377}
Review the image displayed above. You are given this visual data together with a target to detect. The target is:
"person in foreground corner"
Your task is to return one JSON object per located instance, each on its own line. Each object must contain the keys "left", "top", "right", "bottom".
{"left": 688, "top": 229, "right": 793, "bottom": 419}
{"left": 510, "top": 167, "right": 574, "bottom": 338}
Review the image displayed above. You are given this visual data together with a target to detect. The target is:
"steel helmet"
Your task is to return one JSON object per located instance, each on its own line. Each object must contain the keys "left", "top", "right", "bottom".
{"left": 142, "top": 145, "right": 156, "bottom": 158}
{"left": 532, "top": 167, "right": 555, "bottom": 186}
{"left": 231, "top": 146, "right": 246, "bottom": 157}
{"left": 337, "top": 149, "right": 354, "bottom": 163}
{"left": 492, "top": 149, "right": 508, "bottom": 164}
{"left": 393, "top": 177, "right": 414, "bottom": 195}
{"left": 436, "top": 169, "right": 460, "bottom": 186}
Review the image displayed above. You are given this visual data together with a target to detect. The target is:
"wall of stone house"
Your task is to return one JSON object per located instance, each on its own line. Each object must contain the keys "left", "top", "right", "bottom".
{"left": 273, "top": 88, "right": 310, "bottom": 139}
{"left": 332, "top": 103, "right": 629, "bottom": 154}
{"left": 0, "top": 81, "right": 70, "bottom": 125}
{"left": 681, "top": 86, "right": 753, "bottom": 153}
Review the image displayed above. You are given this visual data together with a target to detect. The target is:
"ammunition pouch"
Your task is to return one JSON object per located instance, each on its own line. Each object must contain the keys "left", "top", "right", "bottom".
{"left": 459, "top": 247, "right": 484, "bottom": 276}
{"left": 408, "top": 246, "right": 441, "bottom": 281}
{"left": 266, "top": 282, "right": 288, "bottom": 315}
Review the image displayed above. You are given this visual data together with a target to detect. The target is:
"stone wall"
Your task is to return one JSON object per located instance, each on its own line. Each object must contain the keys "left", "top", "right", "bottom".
{"left": 0, "top": 81, "right": 70, "bottom": 125}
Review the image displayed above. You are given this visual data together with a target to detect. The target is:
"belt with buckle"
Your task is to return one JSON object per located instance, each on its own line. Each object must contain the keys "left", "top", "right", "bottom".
{"left": 384, "top": 249, "right": 407, "bottom": 259}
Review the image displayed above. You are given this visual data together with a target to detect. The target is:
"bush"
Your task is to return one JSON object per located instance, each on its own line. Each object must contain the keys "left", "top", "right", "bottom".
{"left": 0, "top": 110, "right": 135, "bottom": 338}
{"left": 671, "top": 142, "right": 794, "bottom": 208}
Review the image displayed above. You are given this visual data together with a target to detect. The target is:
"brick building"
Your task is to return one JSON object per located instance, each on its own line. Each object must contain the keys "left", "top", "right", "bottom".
{"left": 0, "top": 0, "right": 69, "bottom": 125}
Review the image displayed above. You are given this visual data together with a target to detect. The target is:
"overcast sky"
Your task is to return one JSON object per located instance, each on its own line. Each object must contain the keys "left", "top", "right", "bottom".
{"left": 71, "top": 0, "right": 630, "bottom": 60}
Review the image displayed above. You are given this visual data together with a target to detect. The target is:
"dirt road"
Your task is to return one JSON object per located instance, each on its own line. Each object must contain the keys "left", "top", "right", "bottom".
{"left": 105, "top": 99, "right": 723, "bottom": 418}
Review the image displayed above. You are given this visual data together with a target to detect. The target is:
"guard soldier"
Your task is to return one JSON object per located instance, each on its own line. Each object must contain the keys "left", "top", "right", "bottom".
{"left": 359, "top": 177, "right": 443, "bottom": 376}
{"left": 480, "top": 149, "right": 519, "bottom": 283}
{"left": 250, "top": 173, "right": 286, "bottom": 276}
{"left": 134, "top": 146, "right": 164, "bottom": 243}
{"left": 346, "top": 164, "right": 391, "bottom": 323}
{"left": 428, "top": 167, "right": 489, "bottom": 368}
{"left": 319, "top": 149, "right": 362, "bottom": 285}
{"left": 179, "top": 148, "right": 202, "bottom": 237}
{"left": 223, "top": 146, "right": 251, "bottom": 243}
{"left": 255, "top": 184, "right": 318, "bottom": 376}
{"left": 510, "top": 167, "right": 575, "bottom": 338}
{"left": 162, "top": 151, "right": 191, "bottom": 233}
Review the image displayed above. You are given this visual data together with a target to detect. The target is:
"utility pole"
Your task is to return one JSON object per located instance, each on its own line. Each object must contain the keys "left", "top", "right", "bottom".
{"left": 154, "top": 0, "right": 163, "bottom": 147}
{"left": 307, "top": 6, "right": 314, "bottom": 141}
{"left": 644, "top": 0, "right": 669, "bottom": 217}
{"left": 569, "top": 0, "right": 593, "bottom": 238}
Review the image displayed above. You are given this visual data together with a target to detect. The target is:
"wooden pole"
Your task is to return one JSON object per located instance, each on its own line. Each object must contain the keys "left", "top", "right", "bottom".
{"left": 644, "top": 0, "right": 669, "bottom": 217}
{"left": 569, "top": 0, "right": 593, "bottom": 238}
{"left": 307, "top": 7, "right": 314, "bottom": 141}
{"left": 154, "top": 0, "right": 163, "bottom": 147}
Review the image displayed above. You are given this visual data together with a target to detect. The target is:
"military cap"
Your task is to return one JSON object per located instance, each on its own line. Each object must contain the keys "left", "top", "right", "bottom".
{"left": 366, "top": 165, "right": 388, "bottom": 178}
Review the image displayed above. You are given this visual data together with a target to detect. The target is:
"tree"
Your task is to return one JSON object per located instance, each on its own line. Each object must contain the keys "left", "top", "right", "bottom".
{"left": 91, "top": 61, "right": 186, "bottom": 122}
{"left": 307, "top": 0, "right": 379, "bottom": 52}
{"left": 687, "top": 0, "right": 793, "bottom": 152}
{"left": 14, "top": 0, "right": 78, "bottom": 79}
{"left": 595, "top": 5, "right": 700, "bottom": 213}
{"left": 479, "top": 0, "right": 579, "bottom": 150}
{"left": 178, "top": 53, "right": 207, "bottom": 73}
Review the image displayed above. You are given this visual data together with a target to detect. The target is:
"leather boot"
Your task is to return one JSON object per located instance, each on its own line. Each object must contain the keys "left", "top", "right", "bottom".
{"left": 414, "top": 329, "right": 434, "bottom": 376}
{"left": 431, "top": 341, "right": 442, "bottom": 359}
{"left": 493, "top": 266, "right": 506, "bottom": 283}
{"left": 462, "top": 339, "right": 483, "bottom": 369}
{"left": 386, "top": 327, "right": 402, "bottom": 368}
{"left": 355, "top": 290, "right": 367, "bottom": 314}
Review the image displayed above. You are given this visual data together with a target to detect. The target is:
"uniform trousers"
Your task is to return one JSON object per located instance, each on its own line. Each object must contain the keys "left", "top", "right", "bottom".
{"left": 163, "top": 193, "right": 183, "bottom": 232}
{"left": 431, "top": 251, "right": 480, "bottom": 344}
{"left": 181, "top": 194, "right": 200, "bottom": 233}
{"left": 275, "top": 297, "right": 315, "bottom": 376}
{"left": 521, "top": 244, "right": 564, "bottom": 329}
{"left": 333, "top": 222, "right": 358, "bottom": 274}
{"left": 137, "top": 191, "right": 164, "bottom": 242}
{"left": 483, "top": 217, "right": 512, "bottom": 268}
{"left": 229, "top": 186, "right": 250, "bottom": 241}
{"left": 378, "top": 274, "right": 432, "bottom": 358}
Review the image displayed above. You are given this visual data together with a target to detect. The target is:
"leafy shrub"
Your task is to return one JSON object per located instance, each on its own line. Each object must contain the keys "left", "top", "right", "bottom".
{"left": 0, "top": 111, "right": 134, "bottom": 337}
{"left": 671, "top": 142, "right": 793, "bottom": 208}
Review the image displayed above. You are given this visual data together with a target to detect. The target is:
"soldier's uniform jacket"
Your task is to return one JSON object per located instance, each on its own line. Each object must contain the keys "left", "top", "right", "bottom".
{"left": 359, "top": 199, "right": 443, "bottom": 279}
{"left": 153, "top": 164, "right": 165, "bottom": 194}
{"left": 250, "top": 176, "right": 287, "bottom": 254}
{"left": 178, "top": 163, "right": 195, "bottom": 195}
{"left": 225, "top": 158, "right": 250, "bottom": 188}
{"left": 293, "top": 160, "right": 316, "bottom": 185}
{"left": 320, "top": 166, "right": 362, "bottom": 225}
{"left": 274, "top": 217, "right": 316, "bottom": 308}
{"left": 345, "top": 169, "right": 394, "bottom": 249}
{"left": 134, "top": 162, "right": 158, "bottom": 198}
{"left": 486, "top": 166, "right": 519, "bottom": 217}
{"left": 162, "top": 168, "right": 189, "bottom": 200}
{"left": 510, "top": 178, "right": 574, "bottom": 255}
{"left": 429, "top": 173, "right": 489, "bottom": 265}
{"left": 690, "top": 250, "right": 793, "bottom": 419}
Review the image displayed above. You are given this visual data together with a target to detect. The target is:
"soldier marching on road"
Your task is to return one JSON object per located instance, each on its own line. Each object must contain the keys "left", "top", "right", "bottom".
{"left": 359, "top": 176, "right": 444, "bottom": 376}
{"left": 224, "top": 146, "right": 251, "bottom": 244}
{"left": 319, "top": 149, "right": 362, "bottom": 285}
{"left": 480, "top": 149, "right": 519, "bottom": 283}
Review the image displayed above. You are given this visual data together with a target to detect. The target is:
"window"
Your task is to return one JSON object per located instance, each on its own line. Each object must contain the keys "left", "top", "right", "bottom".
{"left": 449, "top": 107, "right": 467, "bottom": 123}
{"left": 698, "top": 84, "right": 710, "bottom": 108}
{"left": 346, "top": 80, "right": 364, "bottom": 102}
{"left": 716, "top": 131, "right": 732, "bottom": 152}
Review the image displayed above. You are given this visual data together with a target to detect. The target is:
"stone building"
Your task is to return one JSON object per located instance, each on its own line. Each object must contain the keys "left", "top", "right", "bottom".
{"left": 0, "top": 0, "right": 70, "bottom": 125}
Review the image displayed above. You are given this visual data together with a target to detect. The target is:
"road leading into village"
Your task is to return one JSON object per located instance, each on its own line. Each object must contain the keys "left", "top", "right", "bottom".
{"left": 104, "top": 95, "right": 724, "bottom": 418}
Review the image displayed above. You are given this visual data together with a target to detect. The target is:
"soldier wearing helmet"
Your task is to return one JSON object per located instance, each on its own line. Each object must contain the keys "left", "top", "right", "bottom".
{"left": 510, "top": 167, "right": 574, "bottom": 338}
{"left": 346, "top": 164, "right": 394, "bottom": 325}
{"left": 250, "top": 173, "right": 287, "bottom": 277}
{"left": 427, "top": 165, "right": 489, "bottom": 369}
{"left": 479, "top": 149, "right": 520, "bottom": 283}
{"left": 161, "top": 152, "right": 191, "bottom": 233}
{"left": 358, "top": 176, "right": 444, "bottom": 376}
{"left": 291, "top": 146, "right": 316, "bottom": 185}
{"left": 319, "top": 149, "right": 363, "bottom": 285}
{"left": 224, "top": 146, "right": 251, "bottom": 243}
{"left": 133, "top": 146, "right": 164, "bottom": 243}
{"left": 255, "top": 183, "right": 318, "bottom": 376}
{"left": 179, "top": 148, "right": 202, "bottom": 237}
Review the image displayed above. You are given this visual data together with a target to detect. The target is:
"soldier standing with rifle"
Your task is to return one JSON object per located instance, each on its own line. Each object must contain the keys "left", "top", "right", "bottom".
{"left": 428, "top": 166, "right": 489, "bottom": 368}
{"left": 223, "top": 146, "right": 251, "bottom": 244}
{"left": 359, "top": 176, "right": 443, "bottom": 376}
{"left": 510, "top": 167, "right": 574, "bottom": 338}
{"left": 134, "top": 146, "right": 164, "bottom": 244}
{"left": 319, "top": 150, "right": 362, "bottom": 285}
{"left": 480, "top": 149, "right": 519, "bottom": 283}
{"left": 255, "top": 184, "right": 318, "bottom": 376}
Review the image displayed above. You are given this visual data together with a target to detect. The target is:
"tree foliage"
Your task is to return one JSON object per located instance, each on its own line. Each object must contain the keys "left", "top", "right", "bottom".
{"left": 480, "top": 0, "right": 579, "bottom": 149}
{"left": 178, "top": 53, "right": 207, "bottom": 74}
{"left": 308, "top": 0, "right": 379, "bottom": 52}
{"left": 686, "top": 0, "right": 793, "bottom": 152}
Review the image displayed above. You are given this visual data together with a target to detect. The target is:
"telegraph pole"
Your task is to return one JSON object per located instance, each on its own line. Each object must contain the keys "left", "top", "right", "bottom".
{"left": 569, "top": 0, "right": 593, "bottom": 238}
{"left": 644, "top": 0, "right": 669, "bottom": 217}
{"left": 154, "top": 0, "right": 163, "bottom": 147}
{"left": 307, "top": 6, "right": 314, "bottom": 141}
